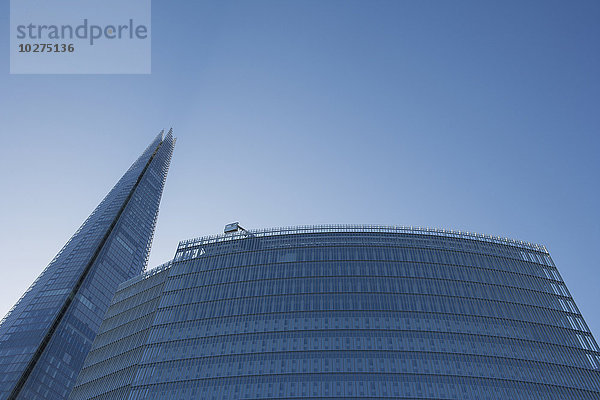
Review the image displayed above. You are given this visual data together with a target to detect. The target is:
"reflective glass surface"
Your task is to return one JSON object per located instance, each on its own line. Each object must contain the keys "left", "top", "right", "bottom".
{"left": 0, "top": 131, "right": 174, "bottom": 400}
{"left": 72, "top": 227, "right": 600, "bottom": 399}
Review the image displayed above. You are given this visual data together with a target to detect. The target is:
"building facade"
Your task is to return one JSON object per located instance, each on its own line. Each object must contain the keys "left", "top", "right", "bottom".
{"left": 0, "top": 130, "right": 175, "bottom": 400}
{"left": 71, "top": 225, "right": 600, "bottom": 399}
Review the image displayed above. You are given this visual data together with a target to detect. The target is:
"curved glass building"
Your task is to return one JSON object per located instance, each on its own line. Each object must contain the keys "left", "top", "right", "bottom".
{"left": 71, "top": 225, "right": 600, "bottom": 399}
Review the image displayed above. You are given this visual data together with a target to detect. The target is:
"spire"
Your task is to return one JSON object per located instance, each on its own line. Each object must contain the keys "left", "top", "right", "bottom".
{"left": 0, "top": 131, "right": 175, "bottom": 400}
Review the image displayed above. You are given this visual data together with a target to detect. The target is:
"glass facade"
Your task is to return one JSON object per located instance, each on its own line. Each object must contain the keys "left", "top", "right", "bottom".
{"left": 0, "top": 130, "right": 175, "bottom": 400}
{"left": 71, "top": 226, "right": 600, "bottom": 399}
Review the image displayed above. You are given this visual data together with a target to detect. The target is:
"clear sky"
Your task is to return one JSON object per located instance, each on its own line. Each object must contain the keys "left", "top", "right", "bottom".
{"left": 1, "top": 1, "right": 599, "bottom": 339}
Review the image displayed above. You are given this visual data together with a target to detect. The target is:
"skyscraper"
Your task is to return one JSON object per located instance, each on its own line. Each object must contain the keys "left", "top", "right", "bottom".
{"left": 71, "top": 225, "right": 600, "bottom": 399}
{"left": 0, "top": 130, "right": 175, "bottom": 400}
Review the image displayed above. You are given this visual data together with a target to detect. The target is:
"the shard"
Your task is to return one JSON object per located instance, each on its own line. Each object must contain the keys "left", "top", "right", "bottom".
{"left": 0, "top": 130, "right": 175, "bottom": 400}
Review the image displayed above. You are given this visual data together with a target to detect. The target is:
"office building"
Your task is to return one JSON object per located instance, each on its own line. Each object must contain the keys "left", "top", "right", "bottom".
{"left": 71, "top": 225, "right": 600, "bottom": 399}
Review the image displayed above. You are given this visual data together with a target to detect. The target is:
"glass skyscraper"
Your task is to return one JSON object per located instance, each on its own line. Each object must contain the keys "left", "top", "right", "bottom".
{"left": 71, "top": 225, "right": 600, "bottom": 399}
{"left": 0, "top": 130, "right": 175, "bottom": 400}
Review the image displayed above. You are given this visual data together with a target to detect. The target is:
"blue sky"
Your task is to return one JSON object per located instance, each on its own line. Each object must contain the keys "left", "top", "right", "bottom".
{"left": 1, "top": 1, "right": 599, "bottom": 338}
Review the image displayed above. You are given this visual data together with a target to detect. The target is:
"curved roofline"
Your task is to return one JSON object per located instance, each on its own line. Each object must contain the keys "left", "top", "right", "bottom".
{"left": 177, "top": 224, "right": 548, "bottom": 254}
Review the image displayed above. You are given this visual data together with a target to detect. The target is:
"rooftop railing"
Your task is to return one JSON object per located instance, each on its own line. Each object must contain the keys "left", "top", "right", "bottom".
{"left": 177, "top": 224, "right": 548, "bottom": 254}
